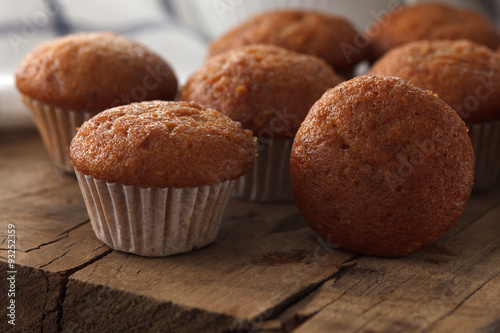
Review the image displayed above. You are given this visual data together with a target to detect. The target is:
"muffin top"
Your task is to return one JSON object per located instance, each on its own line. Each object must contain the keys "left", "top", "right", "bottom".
{"left": 369, "top": 39, "right": 500, "bottom": 123}
{"left": 368, "top": 3, "right": 500, "bottom": 60}
{"left": 180, "top": 44, "right": 343, "bottom": 139}
{"left": 16, "top": 32, "right": 178, "bottom": 111}
{"left": 208, "top": 10, "right": 369, "bottom": 72}
{"left": 70, "top": 101, "right": 256, "bottom": 188}
{"left": 290, "top": 75, "right": 474, "bottom": 257}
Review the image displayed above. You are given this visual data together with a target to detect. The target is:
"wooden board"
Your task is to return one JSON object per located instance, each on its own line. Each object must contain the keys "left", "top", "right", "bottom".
{"left": 1, "top": 129, "right": 499, "bottom": 332}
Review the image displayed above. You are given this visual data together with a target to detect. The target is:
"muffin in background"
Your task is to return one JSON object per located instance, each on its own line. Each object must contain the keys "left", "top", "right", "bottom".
{"left": 208, "top": 10, "right": 370, "bottom": 78}
{"left": 369, "top": 39, "right": 500, "bottom": 191}
{"left": 181, "top": 44, "right": 343, "bottom": 202}
{"left": 70, "top": 101, "right": 256, "bottom": 257}
{"left": 368, "top": 3, "right": 500, "bottom": 61}
{"left": 15, "top": 32, "right": 178, "bottom": 172}
{"left": 290, "top": 75, "right": 474, "bottom": 258}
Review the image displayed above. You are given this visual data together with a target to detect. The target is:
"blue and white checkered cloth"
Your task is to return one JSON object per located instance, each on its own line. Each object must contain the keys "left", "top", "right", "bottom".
{"left": 0, "top": 0, "right": 209, "bottom": 128}
{"left": 1, "top": 0, "right": 496, "bottom": 128}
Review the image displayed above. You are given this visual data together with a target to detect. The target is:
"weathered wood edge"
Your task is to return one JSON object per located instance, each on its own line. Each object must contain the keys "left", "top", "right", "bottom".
{"left": 1, "top": 129, "right": 500, "bottom": 333}
{"left": 262, "top": 188, "right": 500, "bottom": 333}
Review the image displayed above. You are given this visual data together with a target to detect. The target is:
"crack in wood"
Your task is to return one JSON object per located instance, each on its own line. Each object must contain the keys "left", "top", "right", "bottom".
{"left": 278, "top": 279, "right": 364, "bottom": 333}
{"left": 25, "top": 237, "right": 69, "bottom": 254}
{"left": 40, "top": 250, "right": 70, "bottom": 269}
{"left": 56, "top": 219, "right": 90, "bottom": 238}
{"left": 24, "top": 220, "right": 90, "bottom": 253}
{"left": 63, "top": 240, "right": 84, "bottom": 250}
{"left": 482, "top": 242, "right": 500, "bottom": 259}
{"left": 60, "top": 248, "right": 114, "bottom": 277}
{"left": 341, "top": 254, "right": 362, "bottom": 265}
{"left": 428, "top": 270, "right": 500, "bottom": 331}
{"left": 50, "top": 249, "right": 114, "bottom": 331}
{"left": 283, "top": 262, "right": 362, "bottom": 330}
{"left": 55, "top": 277, "right": 69, "bottom": 332}
{"left": 276, "top": 256, "right": 421, "bottom": 333}
{"left": 360, "top": 297, "right": 386, "bottom": 316}
{"left": 243, "top": 262, "right": 359, "bottom": 332}
{"left": 39, "top": 270, "right": 50, "bottom": 333}
{"left": 351, "top": 296, "right": 396, "bottom": 333}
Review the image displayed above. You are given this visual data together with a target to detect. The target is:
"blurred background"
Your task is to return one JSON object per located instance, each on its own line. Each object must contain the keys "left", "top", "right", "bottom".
{"left": 0, "top": 0, "right": 498, "bottom": 128}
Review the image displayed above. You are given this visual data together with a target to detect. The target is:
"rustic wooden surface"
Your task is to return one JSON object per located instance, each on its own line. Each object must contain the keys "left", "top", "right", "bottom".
{"left": 1, "top": 128, "right": 499, "bottom": 333}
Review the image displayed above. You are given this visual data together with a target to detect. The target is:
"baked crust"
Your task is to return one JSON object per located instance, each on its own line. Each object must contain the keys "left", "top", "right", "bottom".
{"left": 369, "top": 39, "right": 500, "bottom": 123}
{"left": 16, "top": 32, "right": 178, "bottom": 111}
{"left": 181, "top": 44, "right": 344, "bottom": 139}
{"left": 70, "top": 101, "right": 256, "bottom": 188}
{"left": 368, "top": 3, "right": 500, "bottom": 60}
{"left": 208, "top": 10, "right": 369, "bottom": 72}
{"left": 290, "top": 75, "right": 474, "bottom": 257}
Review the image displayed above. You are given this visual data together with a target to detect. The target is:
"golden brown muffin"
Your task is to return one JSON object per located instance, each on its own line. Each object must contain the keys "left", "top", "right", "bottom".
{"left": 368, "top": 3, "right": 500, "bottom": 61}
{"left": 16, "top": 32, "right": 178, "bottom": 111}
{"left": 180, "top": 44, "right": 343, "bottom": 139}
{"left": 369, "top": 39, "right": 500, "bottom": 123}
{"left": 70, "top": 101, "right": 256, "bottom": 188}
{"left": 290, "top": 75, "right": 474, "bottom": 258}
{"left": 208, "top": 10, "right": 369, "bottom": 73}
{"left": 369, "top": 40, "right": 500, "bottom": 191}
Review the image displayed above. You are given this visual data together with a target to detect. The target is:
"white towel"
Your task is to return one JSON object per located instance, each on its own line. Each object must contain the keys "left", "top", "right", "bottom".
{"left": 0, "top": 0, "right": 208, "bottom": 128}
{"left": 0, "top": 0, "right": 495, "bottom": 129}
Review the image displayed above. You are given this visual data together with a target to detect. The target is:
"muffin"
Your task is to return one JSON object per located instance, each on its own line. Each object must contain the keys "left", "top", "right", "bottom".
{"left": 16, "top": 32, "right": 178, "bottom": 172}
{"left": 70, "top": 101, "right": 256, "bottom": 256}
{"left": 180, "top": 44, "right": 343, "bottom": 202}
{"left": 368, "top": 3, "right": 500, "bottom": 61}
{"left": 369, "top": 39, "right": 500, "bottom": 191}
{"left": 207, "top": 10, "right": 369, "bottom": 78}
{"left": 290, "top": 75, "right": 474, "bottom": 258}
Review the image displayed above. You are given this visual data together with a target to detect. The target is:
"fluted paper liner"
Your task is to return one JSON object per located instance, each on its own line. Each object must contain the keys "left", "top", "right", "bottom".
{"left": 21, "top": 95, "right": 97, "bottom": 172}
{"left": 75, "top": 171, "right": 235, "bottom": 256}
{"left": 468, "top": 120, "right": 500, "bottom": 191}
{"left": 232, "top": 138, "right": 293, "bottom": 202}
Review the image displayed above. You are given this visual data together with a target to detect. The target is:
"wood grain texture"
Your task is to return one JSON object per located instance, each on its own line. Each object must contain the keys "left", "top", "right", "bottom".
{"left": 0, "top": 129, "right": 111, "bottom": 332}
{"left": 276, "top": 189, "right": 500, "bottom": 333}
{"left": 1, "top": 129, "right": 499, "bottom": 333}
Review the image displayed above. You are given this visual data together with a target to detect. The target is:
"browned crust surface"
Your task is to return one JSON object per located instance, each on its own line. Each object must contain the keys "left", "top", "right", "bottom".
{"left": 208, "top": 10, "right": 369, "bottom": 72}
{"left": 368, "top": 3, "right": 500, "bottom": 60}
{"left": 16, "top": 32, "right": 178, "bottom": 111}
{"left": 369, "top": 39, "right": 500, "bottom": 123}
{"left": 70, "top": 101, "right": 256, "bottom": 188}
{"left": 180, "top": 44, "right": 344, "bottom": 139}
{"left": 290, "top": 75, "right": 474, "bottom": 257}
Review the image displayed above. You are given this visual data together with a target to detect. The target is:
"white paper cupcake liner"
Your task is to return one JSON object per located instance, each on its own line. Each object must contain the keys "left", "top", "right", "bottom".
{"left": 468, "top": 120, "right": 500, "bottom": 192}
{"left": 21, "top": 95, "right": 97, "bottom": 172}
{"left": 232, "top": 138, "right": 293, "bottom": 202}
{"left": 75, "top": 171, "right": 235, "bottom": 257}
